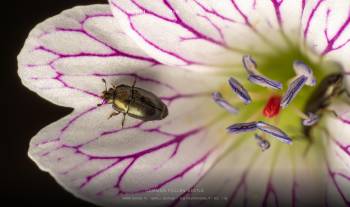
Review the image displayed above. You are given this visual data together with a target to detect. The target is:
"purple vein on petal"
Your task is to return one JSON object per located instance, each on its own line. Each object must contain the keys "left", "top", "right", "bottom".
{"left": 112, "top": 1, "right": 197, "bottom": 65}
{"left": 25, "top": 10, "right": 164, "bottom": 102}
{"left": 192, "top": 0, "right": 235, "bottom": 23}
{"left": 226, "top": 150, "right": 259, "bottom": 207}
{"left": 111, "top": 0, "right": 263, "bottom": 66}
{"left": 330, "top": 136, "right": 350, "bottom": 157}
{"left": 325, "top": 158, "right": 350, "bottom": 205}
{"left": 54, "top": 28, "right": 158, "bottom": 63}
{"left": 260, "top": 144, "right": 282, "bottom": 207}
{"left": 229, "top": 1, "right": 281, "bottom": 50}
{"left": 34, "top": 12, "right": 158, "bottom": 63}
{"left": 123, "top": 149, "right": 214, "bottom": 194}
{"left": 230, "top": 0, "right": 253, "bottom": 27}
{"left": 162, "top": 0, "right": 231, "bottom": 48}
{"left": 92, "top": 72, "right": 176, "bottom": 91}
{"left": 61, "top": 106, "right": 97, "bottom": 132}
{"left": 270, "top": 0, "right": 283, "bottom": 27}
{"left": 303, "top": 0, "right": 326, "bottom": 43}
{"left": 46, "top": 105, "right": 219, "bottom": 194}
{"left": 41, "top": 114, "right": 215, "bottom": 194}
{"left": 321, "top": 12, "right": 350, "bottom": 55}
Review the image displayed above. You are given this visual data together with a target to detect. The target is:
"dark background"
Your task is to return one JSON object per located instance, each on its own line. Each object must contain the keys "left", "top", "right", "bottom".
{"left": 6, "top": 0, "right": 106, "bottom": 206}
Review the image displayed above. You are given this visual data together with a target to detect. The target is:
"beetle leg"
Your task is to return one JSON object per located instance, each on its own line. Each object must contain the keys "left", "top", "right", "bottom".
{"left": 323, "top": 109, "right": 339, "bottom": 117}
{"left": 121, "top": 113, "right": 126, "bottom": 128}
{"left": 302, "top": 138, "right": 313, "bottom": 157}
{"left": 120, "top": 104, "right": 130, "bottom": 128}
{"left": 108, "top": 111, "right": 120, "bottom": 119}
{"left": 339, "top": 89, "right": 350, "bottom": 98}
{"left": 304, "top": 125, "right": 329, "bottom": 157}
{"left": 132, "top": 76, "right": 137, "bottom": 88}
{"left": 102, "top": 79, "right": 108, "bottom": 91}
{"left": 131, "top": 77, "right": 137, "bottom": 99}
{"left": 339, "top": 89, "right": 350, "bottom": 105}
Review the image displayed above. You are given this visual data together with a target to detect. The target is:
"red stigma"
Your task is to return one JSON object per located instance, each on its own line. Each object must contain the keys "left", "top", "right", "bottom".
{"left": 263, "top": 95, "right": 282, "bottom": 118}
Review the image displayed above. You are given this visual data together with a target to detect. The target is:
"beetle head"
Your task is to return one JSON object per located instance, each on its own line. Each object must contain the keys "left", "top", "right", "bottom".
{"left": 328, "top": 73, "right": 343, "bottom": 84}
{"left": 101, "top": 88, "right": 115, "bottom": 102}
{"left": 326, "top": 73, "right": 343, "bottom": 96}
{"left": 328, "top": 73, "right": 343, "bottom": 88}
{"left": 98, "top": 79, "right": 115, "bottom": 106}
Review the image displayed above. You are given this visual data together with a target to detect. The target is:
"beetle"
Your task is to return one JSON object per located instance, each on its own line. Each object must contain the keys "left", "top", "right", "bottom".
{"left": 302, "top": 73, "right": 345, "bottom": 138}
{"left": 301, "top": 73, "right": 349, "bottom": 155}
{"left": 98, "top": 78, "right": 168, "bottom": 127}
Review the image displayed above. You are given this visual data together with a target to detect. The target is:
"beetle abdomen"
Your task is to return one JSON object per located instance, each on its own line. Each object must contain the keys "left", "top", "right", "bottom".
{"left": 128, "top": 91, "right": 168, "bottom": 121}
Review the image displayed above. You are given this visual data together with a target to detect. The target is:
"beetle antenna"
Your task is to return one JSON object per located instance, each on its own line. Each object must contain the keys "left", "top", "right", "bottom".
{"left": 121, "top": 113, "right": 126, "bottom": 128}
{"left": 102, "top": 79, "right": 108, "bottom": 91}
{"left": 323, "top": 109, "right": 339, "bottom": 117}
{"left": 339, "top": 88, "right": 350, "bottom": 99}
{"left": 132, "top": 76, "right": 137, "bottom": 88}
{"left": 131, "top": 77, "right": 137, "bottom": 98}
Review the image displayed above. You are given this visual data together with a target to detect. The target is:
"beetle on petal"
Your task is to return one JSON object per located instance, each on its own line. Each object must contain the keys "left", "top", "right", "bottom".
{"left": 99, "top": 78, "right": 168, "bottom": 127}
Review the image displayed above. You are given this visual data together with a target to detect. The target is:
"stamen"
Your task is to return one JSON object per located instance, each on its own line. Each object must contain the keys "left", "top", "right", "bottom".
{"left": 256, "top": 121, "right": 292, "bottom": 144}
{"left": 212, "top": 92, "right": 239, "bottom": 114}
{"left": 242, "top": 55, "right": 282, "bottom": 90}
{"left": 291, "top": 106, "right": 309, "bottom": 119}
{"left": 254, "top": 134, "right": 270, "bottom": 151}
{"left": 242, "top": 55, "right": 258, "bottom": 74}
{"left": 293, "top": 60, "right": 316, "bottom": 86}
{"left": 280, "top": 75, "right": 307, "bottom": 109}
{"left": 228, "top": 77, "right": 252, "bottom": 104}
{"left": 227, "top": 122, "right": 257, "bottom": 134}
{"left": 302, "top": 112, "right": 319, "bottom": 126}
{"left": 248, "top": 74, "right": 283, "bottom": 90}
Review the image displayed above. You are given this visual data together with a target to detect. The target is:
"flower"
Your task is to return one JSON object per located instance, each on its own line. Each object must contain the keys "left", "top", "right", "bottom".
{"left": 17, "top": 1, "right": 350, "bottom": 206}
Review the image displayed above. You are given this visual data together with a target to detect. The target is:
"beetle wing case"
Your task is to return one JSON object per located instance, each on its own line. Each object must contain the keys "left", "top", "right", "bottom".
{"left": 129, "top": 87, "right": 168, "bottom": 121}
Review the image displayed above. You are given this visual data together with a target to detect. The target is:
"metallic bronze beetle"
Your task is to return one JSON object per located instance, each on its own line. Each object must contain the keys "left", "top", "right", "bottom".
{"left": 99, "top": 78, "right": 168, "bottom": 127}
{"left": 303, "top": 73, "right": 345, "bottom": 137}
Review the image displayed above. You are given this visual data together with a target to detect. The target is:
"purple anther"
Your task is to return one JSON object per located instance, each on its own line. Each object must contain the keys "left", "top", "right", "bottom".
{"left": 228, "top": 77, "right": 251, "bottom": 104}
{"left": 293, "top": 60, "right": 316, "bottom": 86}
{"left": 281, "top": 75, "right": 307, "bottom": 109}
{"left": 256, "top": 121, "right": 292, "bottom": 144}
{"left": 212, "top": 92, "right": 239, "bottom": 114}
{"left": 254, "top": 134, "right": 270, "bottom": 151}
{"left": 227, "top": 122, "right": 257, "bottom": 134}
{"left": 248, "top": 74, "right": 283, "bottom": 90}
{"left": 242, "top": 55, "right": 258, "bottom": 74}
{"left": 302, "top": 112, "right": 319, "bottom": 126}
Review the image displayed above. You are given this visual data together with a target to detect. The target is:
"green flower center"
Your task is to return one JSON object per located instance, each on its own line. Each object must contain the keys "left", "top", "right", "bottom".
{"left": 220, "top": 46, "right": 342, "bottom": 150}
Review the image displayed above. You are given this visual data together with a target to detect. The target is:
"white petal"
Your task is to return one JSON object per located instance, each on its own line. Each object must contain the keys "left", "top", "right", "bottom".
{"left": 18, "top": 5, "right": 156, "bottom": 108}
{"left": 27, "top": 46, "right": 233, "bottom": 206}
{"left": 302, "top": 0, "right": 350, "bottom": 75}
{"left": 109, "top": 0, "right": 305, "bottom": 67}
{"left": 173, "top": 138, "right": 327, "bottom": 207}
{"left": 20, "top": 4, "right": 235, "bottom": 206}
{"left": 325, "top": 101, "right": 350, "bottom": 206}
{"left": 28, "top": 76, "right": 230, "bottom": 206}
